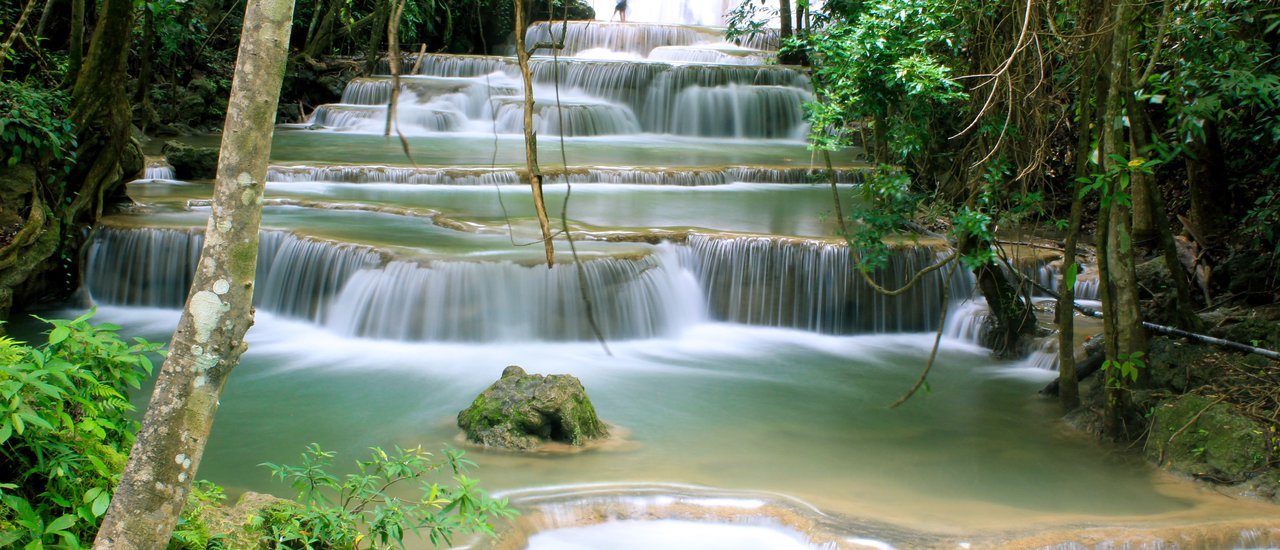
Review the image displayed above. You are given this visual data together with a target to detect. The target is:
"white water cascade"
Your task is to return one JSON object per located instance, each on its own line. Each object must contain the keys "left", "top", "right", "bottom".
{"left": 304, "top": 21, "right": 812, "bottom": 138}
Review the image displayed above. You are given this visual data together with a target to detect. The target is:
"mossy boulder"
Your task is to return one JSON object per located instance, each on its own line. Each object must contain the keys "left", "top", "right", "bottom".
{"left": 1146, "top": 394, "right": 1269, "bottom": 483}
{"left": 457, "top": 365, "right": 608, "bottom": 450}
{"left": 162, "top": 140, "right": 219, "bottom": 180}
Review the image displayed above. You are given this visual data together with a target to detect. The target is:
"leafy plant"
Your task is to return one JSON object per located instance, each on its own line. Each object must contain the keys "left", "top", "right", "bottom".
{"left": 0, "top": 81, "right": 77, "bottom": 178}
{"left": 1101, "top": 350, "right": 1146, "bottom": 388}
{"left": 0, "top": 309, "right": 161, "bottom": 547}
{"left": 257, "top": 444, "right": 515, "bottom": 549}
{"left": 169, "top": 479, "right": 232, "bottom": 550}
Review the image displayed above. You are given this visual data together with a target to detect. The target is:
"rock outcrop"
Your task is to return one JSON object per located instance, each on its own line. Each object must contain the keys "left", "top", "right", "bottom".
{"left": 457, "top": 365, "right": 608, "bottom": 450}
{"left": 163, "top": 140, "right": 219, "bottom": 180}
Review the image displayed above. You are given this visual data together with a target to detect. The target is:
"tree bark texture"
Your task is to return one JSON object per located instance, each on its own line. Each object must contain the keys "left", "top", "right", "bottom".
{"left": 92, "top": 0, "right": 294, "bottom": 544}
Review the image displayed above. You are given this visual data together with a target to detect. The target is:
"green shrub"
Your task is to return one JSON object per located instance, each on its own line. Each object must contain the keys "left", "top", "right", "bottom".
{"left": 256, "top": 444, "right": 516, "bottom": 549}
{"left": 0, "top": 309, "right": 160, "bottom": 547}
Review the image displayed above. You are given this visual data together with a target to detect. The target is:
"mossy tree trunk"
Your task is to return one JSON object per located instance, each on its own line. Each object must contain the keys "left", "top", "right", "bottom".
{"left": 0, "top": 0, "right": 139, "bottom": 322}
{"left": 91, "top": 0, "right": 294, "bottom": 545}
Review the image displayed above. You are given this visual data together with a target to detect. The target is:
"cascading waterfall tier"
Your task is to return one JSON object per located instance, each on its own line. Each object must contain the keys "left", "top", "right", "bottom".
{"left": 84, "top": 227, "right": 968, "bottom": 341}
{"left": 346, "top": 53, "right": 812, "bottom": 137}
{"left": 681, "top": 235, "right": 970, "bottom": 334}
{"left": 84, "top": 227, "right": 705, "bottom": 342}
{"left": 524, "top": 21, "right": 727, "bottom": 57}
{"left": 85, "top": 227, "right": 385, "bottom": 321}
{"left": 325, "top": 248, "right": 703, "bottom": 342}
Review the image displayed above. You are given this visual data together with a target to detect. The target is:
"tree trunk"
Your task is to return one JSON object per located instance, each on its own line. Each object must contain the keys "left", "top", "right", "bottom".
{"left": 65, "top": 0, "right": 84, "bottom": 86}
{"left": 364, "top": 0, "right": 389, "bottom": 75}
{"left": 134, "top": 2, "right": 155, "bottom": 104}
{"left": 513, "top": 0, "right": 555, "bottom": 267}
{"left": 91, "top": 0, "right": 294, "bottom": 545}
{"left": 1128, "top": 101, "right": 1156, "bottom": 245}
{"left": 1056, "top": 0, "right": 1109, "bottom": 412}
{"left": 1099, "top": 0, "right": 1145, "bottom": 440}
{"left": 35, "top": 0, "right": 57, "bottom": 38}
{"left": 1185, "top": 119, "right": 1228, "bottom": 249}
{"left": 962, "top": 231, "right": 1036, "bottom": 358}
{"left": 68, "top": 0, "right": 136, "bottom": 225}
{"left": 779, "top": 0, "right": 792, "bottom": 40}
{"left": 1127, "top": 92, "right": 1202, "bottom": 330}
{"left": 303, "top": 0, "right": 343, "bottom": 59}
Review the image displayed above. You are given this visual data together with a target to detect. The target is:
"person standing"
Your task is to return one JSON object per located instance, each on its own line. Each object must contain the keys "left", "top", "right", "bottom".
{"left": 613, "top": 0, "right": 627, "bottom": 22}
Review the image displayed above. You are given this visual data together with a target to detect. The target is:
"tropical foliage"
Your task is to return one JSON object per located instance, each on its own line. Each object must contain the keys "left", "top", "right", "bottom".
{"left": 0, "top": 311, "right": 159, "bottom": 547}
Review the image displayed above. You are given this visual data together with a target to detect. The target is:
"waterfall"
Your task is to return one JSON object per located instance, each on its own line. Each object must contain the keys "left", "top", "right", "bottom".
{"left": 85, "top": 227, "right": 204, "bottom": 308}
{"left": 548, "top": 168, "right": 729, "bottom": 186}
{"left": 325, "top": 248, "right": 703, "bottom": 342}
{"left": 525, "top": 21, "right": 725, "bottom": 57}
{"left": 681, "top": 235, "right": 966, "bottom": 334}
{"left": 490, "top": 97, "right": 643, "bottom": 137}
{"left": 86, "top": 227, "right": 974, "bottom": 341}
{"left": 640, "top": 66, "right": 810, "bottom": 133}
{"left": 139, "top": 158, "right": 175, "bottom": 180}
{"left": 309, "top": 103, "right": 466, "bottom": 133}
{"left": 648, "top": 45, "right": 772, "bottom": 66}
{"left": 85, "top": 227, "right": 384, "bottom": 321}
{"left": 658, "top": 84, "right": 811, "bottom": 138}
{"left": 356, "top": 54, "right": 814, "bottom": 138}
{"left": 724, "top": 167, "right": 865, "bottom": 184}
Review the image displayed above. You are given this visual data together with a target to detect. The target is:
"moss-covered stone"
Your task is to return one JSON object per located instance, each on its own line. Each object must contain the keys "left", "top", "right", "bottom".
{"left": 171, "top": 490, "right": 295, "bottom": 550}
{"left": 457, "top": 365, "right": 608, "bottom": 450}
{"left": 1146, "top": 394, "right": 1268, "bottom": 482}
{"left": 162, "top": 140, "right": 219, "bottom": 180}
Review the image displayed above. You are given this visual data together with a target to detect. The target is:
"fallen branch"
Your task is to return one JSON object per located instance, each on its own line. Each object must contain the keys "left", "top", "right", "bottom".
{"left": 1024, "top": 277, "right": 1280, "bottom": 362}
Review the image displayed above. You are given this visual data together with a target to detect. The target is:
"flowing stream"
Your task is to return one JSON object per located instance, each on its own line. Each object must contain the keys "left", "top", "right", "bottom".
{"left": 66, "top": 3, "right": 1280, "bottom": 548}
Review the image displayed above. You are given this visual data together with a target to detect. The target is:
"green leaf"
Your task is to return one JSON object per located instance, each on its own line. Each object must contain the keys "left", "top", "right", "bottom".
{"left": 48, "top": 326, "right": 70, "bottom": 346}
{"left": 92, "top": 492, "right": 111, "bottom": 516}
{"left": 44, "top": 514, "right": 76, "bottom": 534}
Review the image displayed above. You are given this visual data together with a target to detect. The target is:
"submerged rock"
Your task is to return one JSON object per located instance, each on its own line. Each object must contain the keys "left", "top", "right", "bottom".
{"left": 163, "top": 140, "right": 219, "bottom": 180}
{"left": 458, "top": 365, "right": 608, "bottom": 450}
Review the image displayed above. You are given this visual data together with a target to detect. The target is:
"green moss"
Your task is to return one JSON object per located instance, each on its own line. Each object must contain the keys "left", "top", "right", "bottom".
{"left": 1147, "top": 394, "right": 1268, "bottom": 482}
{"left": 230, "top": 240, "right": 259, "bottom": 282}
